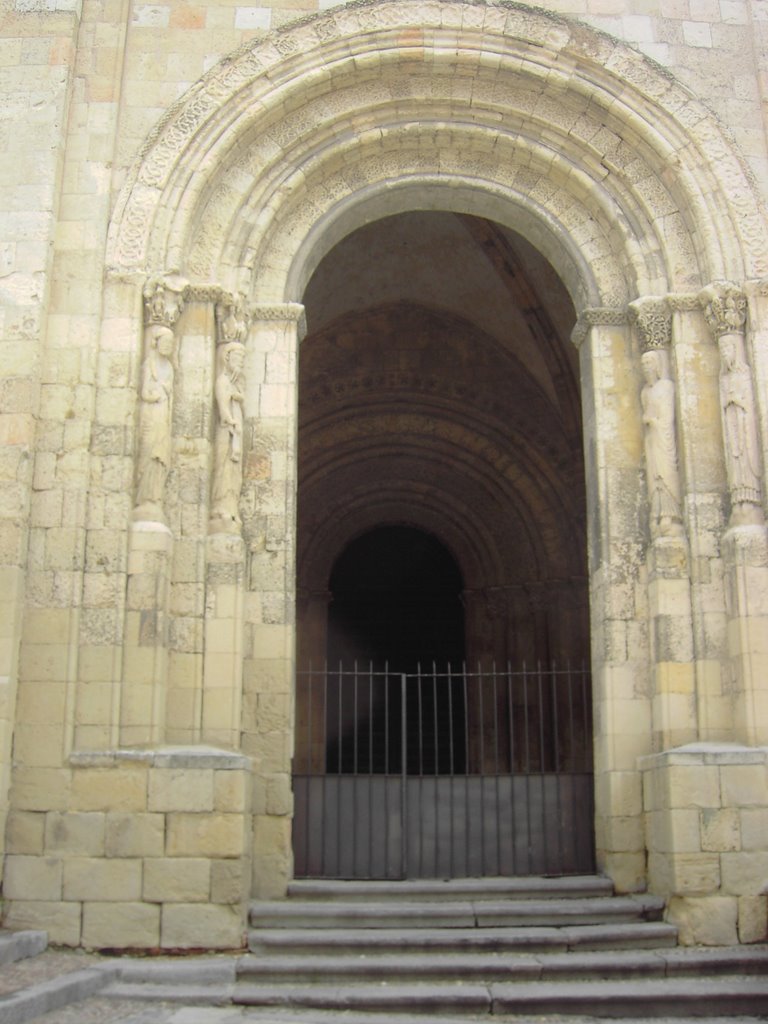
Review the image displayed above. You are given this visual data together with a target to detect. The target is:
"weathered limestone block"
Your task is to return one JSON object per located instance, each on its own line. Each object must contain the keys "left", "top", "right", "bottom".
{"left": 82, "top": 902, "right": 161, "bottom": 950}
{"left": 105, "top": 813, "right": 165, "bottom": 857}
{"left": 3, "top": 900, "right": 82, "bottom": 947}
{"left": 668, "top": 895, "right": 739, "bottom": 946}
{"left": 161, "top": 903, "right": 243, "bottom": 950}
{"left": 642, "top": 745, "right": 768, "bottom": 943}
{"left": 3, "top": 855, "right": 62, "bottom": 901}
{"left": 143, "top": 858, "right": 211, "bottom": 903}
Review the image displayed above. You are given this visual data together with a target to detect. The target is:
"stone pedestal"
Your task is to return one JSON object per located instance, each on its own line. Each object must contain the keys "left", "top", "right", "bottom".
{"left": 641, "top": 744, "right": 768, "bottom": 945}
{"left": 4, "top": 746, "right": 252, "bottom": 949}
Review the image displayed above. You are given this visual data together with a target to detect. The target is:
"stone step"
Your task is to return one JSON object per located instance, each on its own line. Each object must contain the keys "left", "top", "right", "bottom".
{"left": 231, "top": 977, "right": 768, "bottom": 1017}
{"left": 235, "top": 945, "right": 768, "bottom": 985}
{"left": 286, "top": 874, "right": 615, "bottom": 902}
{"left": 247, "top": 920, "right": 678, "bottom": 955}
{"left": 249, "top": 893, "right": 665, "bottom": 930}
{"left": 0, "top": 930, "right": 47, "bottom": 967}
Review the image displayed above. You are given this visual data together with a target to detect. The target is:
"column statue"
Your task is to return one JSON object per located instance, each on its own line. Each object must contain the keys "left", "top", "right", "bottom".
{"left": 134, "top": 323, "right": 176, "bottom": 518}
{"left": 702, "top": 282, "right": 764, "bottom": 527}
{"left": 629, "top": 297, "right": 685, "bottom": 540}
{"left": 640, "top": 348, "right": 684, "bottom": 538}
{"left": 210, "top": 341, "right": 246, "bottom": 531}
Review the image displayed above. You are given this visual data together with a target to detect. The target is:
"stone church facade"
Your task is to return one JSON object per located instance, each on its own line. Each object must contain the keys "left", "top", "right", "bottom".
{"left": 1, "top": 0, "right": 767, "bottom": 949}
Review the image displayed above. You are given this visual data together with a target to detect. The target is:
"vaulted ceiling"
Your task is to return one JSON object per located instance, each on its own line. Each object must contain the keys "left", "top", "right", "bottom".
{"left": 296, "top": 211, "right": 589, "bottom": 664}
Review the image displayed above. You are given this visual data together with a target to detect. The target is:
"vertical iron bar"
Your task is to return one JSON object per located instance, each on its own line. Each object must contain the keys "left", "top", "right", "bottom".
{"left": 447, "top": 661, "right": 455, "bottom": 879}
{"left": 552, "top": 662, "right": 563, "bottom": 875}
{"left": 401, "top": 672, "right": 408, "bottom": 879}
{"left": 493, "top": 662, "right": 501, "bottom": 875}
{"left": 417, "top": 662, "right": 424, "bottom": 877}
{"left": 339, "top": 659, "right": 346, "bottom": 876}
{"left": 507, "top": 663, "right": 516, "bottom": 875}
{"left": 463, "top": 663, "right": 470, "bottom": 876}
{"left": 567, "top": 661, "right": 577, "bottom": 871}
{"left": 305, "top": 665, "right": 312, "bottom": 876}
{"left": 321, "top": 662, "right": 328, "bottom": 877}
{"left": 368, "top": 662, "right": 374, "bottom": 876}
{"left": 537, "top": 661, "right": 546, "bottom": 873}
{"left": 432, "top": 662, "right": 439, "bottom": 876}
{"left": 523, "top": 661, "right": 532, "bottom": 874}
{"left": 481, "top": 663, "right": 487, "bottom": 872}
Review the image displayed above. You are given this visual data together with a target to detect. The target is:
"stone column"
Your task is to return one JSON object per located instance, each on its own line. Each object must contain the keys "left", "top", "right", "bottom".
{"left": 572, "top": 308, "right": 650, "bottom": 893}
{"left": 241, "top": 302, "right": 305, "bottom": 898}
{"left": 201, "top": 295, "right": 249, "bottom": 748}
{"left": 121, "top": 276, "right": 187, "bottom": 746}
{"left": 628, "top": 297, "right": 696, "bottom": 750}
{"left": 701, "top": 282, "right": 768, "bottom": 746}
{"left": 667, "top": 294, "right": 731, "bottom": 741}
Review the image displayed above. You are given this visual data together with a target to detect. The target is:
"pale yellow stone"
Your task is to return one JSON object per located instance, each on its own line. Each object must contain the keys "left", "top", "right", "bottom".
{"left": 6, "top": 810, "right": 45, "bottom": 855}
{"left": 665, "top": 765, "right": 721, "bottom": 808}
{"left": 738, "top": 895, "right": 768, "bottom": 944}
{"left": 214, "top": 770, "right": 247, "bottom": 813}
{"left": 148, "top": 768, "right": 215, "bottom": 812}
{"left": 720, "top": 764, "right": 768, "bottom": 806}
{"left": 210, "top": 859, "right": 246, "bottom": 905}
{"left": 700, "top": 807, "right": 740, "bottom": 852}
{"left": 166, "top": 813, "right": 246, "bottom": 858}
{"left": 63, "top": 858, "right": 142, "bottom": 901}
{"left": 143, "top": 858, "right": 211, "bottom": 903}
{"left": 44, "top": 812, "right": 105, "bottom": 856}
{"left": 82, "top": 902, "right": 161, "bottom": 950}
{"left": 3, "top": 855, "right": 62, "bottom": 900}
{"left": 72, "top": 767, "right": 148, "bottom": 812}
{"left": 721, "top": 851, "right": 768, "bottom": 896}
{"left": 106, "top": 813, "right": 165, "bottom": 857}
{"left": 3, "top": 900, "right": 81, "bottom": 947}
{"left": 668, "top": 895, "right": 739, "bottom": 946}
{"left": 11, "top": 768, "right": 71, "bottom": 811}
{"left": 161, "top": 903, "right": 245, "bottom": 949}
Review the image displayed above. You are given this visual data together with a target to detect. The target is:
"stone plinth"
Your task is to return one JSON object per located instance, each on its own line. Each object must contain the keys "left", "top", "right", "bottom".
{"left": 641, "top": 744, "right": 768, "bottom": 945}
{"left": 3, "top": 746, "right": 252, "bottom": 950}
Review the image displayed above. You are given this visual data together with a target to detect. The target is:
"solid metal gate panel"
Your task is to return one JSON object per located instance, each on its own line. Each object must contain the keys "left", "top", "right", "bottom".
{"left": 292, "top": 664, "right": 594, "bottom": 879}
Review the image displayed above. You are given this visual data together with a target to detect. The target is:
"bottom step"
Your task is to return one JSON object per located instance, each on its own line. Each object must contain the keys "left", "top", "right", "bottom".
{"left": 234, "top": 978, "right": 768, "bottom": 1018}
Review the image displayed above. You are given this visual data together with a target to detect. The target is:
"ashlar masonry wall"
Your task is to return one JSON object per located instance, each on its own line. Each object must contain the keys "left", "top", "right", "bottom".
{"left": 1, "top": 0, "right": 768, "bottom": 948}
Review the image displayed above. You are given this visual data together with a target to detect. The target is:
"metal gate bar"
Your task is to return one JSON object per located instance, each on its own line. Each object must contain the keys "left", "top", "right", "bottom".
{"left": 293, "top": 662, "right": 594, "bottom": 879}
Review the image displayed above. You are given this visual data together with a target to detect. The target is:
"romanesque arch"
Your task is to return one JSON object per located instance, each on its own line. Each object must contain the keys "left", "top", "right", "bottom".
{"left": 101, "top": 0, "right": 768, "bottom": 904}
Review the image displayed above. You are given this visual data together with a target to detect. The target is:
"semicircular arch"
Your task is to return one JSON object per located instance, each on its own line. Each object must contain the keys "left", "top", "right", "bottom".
{"left": 107, "top": 0, "right": 768, "bottom": 309}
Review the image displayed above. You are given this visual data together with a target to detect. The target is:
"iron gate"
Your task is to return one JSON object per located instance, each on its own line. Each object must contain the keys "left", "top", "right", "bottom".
{"left": 292, "top": 663, "right": 594, "bottom": 879}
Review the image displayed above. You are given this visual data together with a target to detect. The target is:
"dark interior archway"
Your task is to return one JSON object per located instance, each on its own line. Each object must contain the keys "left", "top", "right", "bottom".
{"left": 292, "top": 210, "right": 594, "bottom": 877}
{"left": 328, "top": 525, "right": 465, "bottom": 673}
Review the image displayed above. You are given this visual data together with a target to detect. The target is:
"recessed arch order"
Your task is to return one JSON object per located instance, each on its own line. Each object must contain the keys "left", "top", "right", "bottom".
{"left": 107, "top": 0, "right": 768, "bottom": 310}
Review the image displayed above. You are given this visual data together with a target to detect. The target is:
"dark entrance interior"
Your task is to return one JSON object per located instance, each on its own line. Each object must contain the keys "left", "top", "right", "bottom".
{"left": 293, "top": 210, "right": 594, "bottom": 878}
{"left": 328, "top": 525, "right": 465, "bottom": 672}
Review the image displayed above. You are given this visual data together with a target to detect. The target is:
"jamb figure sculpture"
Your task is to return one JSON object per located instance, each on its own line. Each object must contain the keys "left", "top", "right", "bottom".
{"left": 133, "top": 323, "right": 176, "bottom": 522}
{"left": 640, "top": 348, "right": 684, "bottom": 538}
{"left": 719, "top": 334, "right": 763, "bottom": 524}
{"left": 210, "top": 340, "right": 246, "bottom": 532}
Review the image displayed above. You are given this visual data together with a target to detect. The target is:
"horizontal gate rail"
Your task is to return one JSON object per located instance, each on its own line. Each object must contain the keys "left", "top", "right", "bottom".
{"left": 293, "top": 663, "right": 594, "bottom": 880}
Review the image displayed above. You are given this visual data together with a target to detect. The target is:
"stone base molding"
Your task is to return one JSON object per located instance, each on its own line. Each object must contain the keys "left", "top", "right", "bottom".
{"left": 3, "top": 748, "right": 252, "bottom": 950}
{"left": 641, "top": 744, "right": 768, "bottom": 946}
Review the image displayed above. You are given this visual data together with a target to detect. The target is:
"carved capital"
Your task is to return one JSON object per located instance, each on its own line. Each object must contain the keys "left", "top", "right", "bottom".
{"left": 143, "top": 275, "right": 189, "bottom": 328}
{"left": 571, "top": 307, "right": 628, "bottom": 349}
{"left": 216, "top": 294, "right": 250, "bottom": 347}
{"left": 701, "top": 281, "right": 747, "bottom": 338}
{"left": 628, "top": 296, "right": 671, "bottom": 351}
{"left": 250, "top": 302, "right": 307, "bottom": 341}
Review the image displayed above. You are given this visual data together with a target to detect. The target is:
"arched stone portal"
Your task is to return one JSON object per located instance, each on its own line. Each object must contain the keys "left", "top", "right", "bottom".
{"left": 36, "top": 0, "right": 766, "bottom": 942}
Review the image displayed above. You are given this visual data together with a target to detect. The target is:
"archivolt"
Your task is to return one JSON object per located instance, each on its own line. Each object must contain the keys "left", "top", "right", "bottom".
{"left": 107, "top": 0, "right": 768, "bottom": 306}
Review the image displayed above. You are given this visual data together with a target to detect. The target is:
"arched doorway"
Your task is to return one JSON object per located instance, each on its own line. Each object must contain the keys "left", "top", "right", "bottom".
{"left": 105, "top": 0, "right": 768, "bottom": 903}
{"left": 293, "top": 211, "right": 594, "bottom": 877}
{"left": 327, "top": 526, "right": 465, "bottom": 672}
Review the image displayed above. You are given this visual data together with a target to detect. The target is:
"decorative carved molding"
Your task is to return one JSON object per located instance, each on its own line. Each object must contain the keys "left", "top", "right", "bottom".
{"left": 628, "top": 297, "right": 671, "bottom": 351}
{"left": 250, "top": 303, "right": 307, "bottom": 341}
{"left": 571, "top": 307, "right": 628, "bottom": 349}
